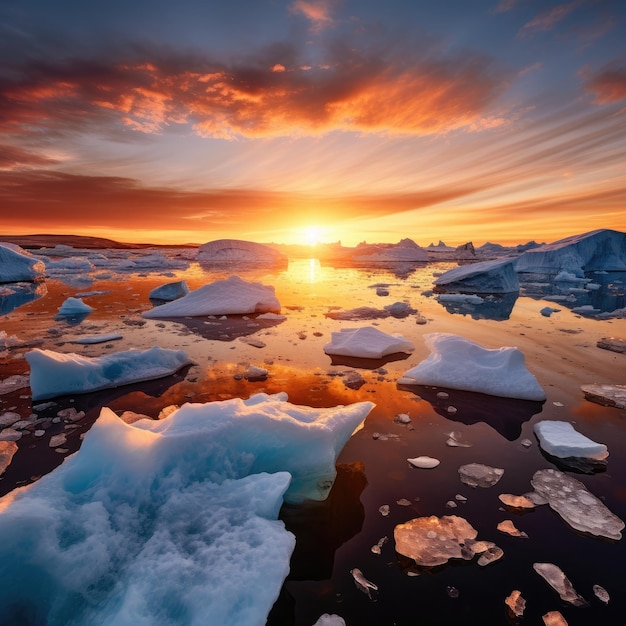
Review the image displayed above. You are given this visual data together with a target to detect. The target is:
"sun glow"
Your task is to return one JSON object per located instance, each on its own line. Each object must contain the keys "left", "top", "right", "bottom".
{"left": 303, "top": 225, "right": 322, "bottom": 246}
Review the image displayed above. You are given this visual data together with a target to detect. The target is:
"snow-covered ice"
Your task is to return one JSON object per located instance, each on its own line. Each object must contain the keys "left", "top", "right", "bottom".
{"left": 351, "top": 238, "right": 428, "bottom": 263}
{"left": 57, "top": 297, "right": 94, "bottom": 316}
{"left": 407, "top": 456, "right": 440, "bottom": 469}
{"left": 0, "top": 243, "right": 45, "bottom": 283}
{"left": 198, "top": 239, "right": 287, "bottom": 265}
{"left": 534, "top": 420, "right": 608, "bottom": 460}
{"left": 434, "top": 259, "right": 519, "bottom": 293}
{"left": 143, "top": 276, "right": 281, "bottom": 318}
{"left": 398, "top": 333, "right": 546, "bottom": 401}
{"left": 148, "top": 280, "right": 190, "bottom": 301}
{"left": 581, "top": 384, "right": 626, "bottom": 409}
{"left": 0, "top": 392, "right": 373, "bottom": 625}
{"left": 531, "top": 468, "right": 624, "bottom": 540}
{"left": 26, "top": 346, "right": 194, "bottom": 400}
{"left": 313, "top": 614, "right": 346, "bottom": 626}
{"left": 533, "top": 562, "right": 587, "bottom": 606}
{"left": 323, "top": 327, "right": 414, "bottom": 359}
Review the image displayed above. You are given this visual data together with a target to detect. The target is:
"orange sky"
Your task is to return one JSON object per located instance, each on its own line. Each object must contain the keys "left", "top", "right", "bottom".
{"left": 0, "top": 0, "right": 625, "bottom": 247}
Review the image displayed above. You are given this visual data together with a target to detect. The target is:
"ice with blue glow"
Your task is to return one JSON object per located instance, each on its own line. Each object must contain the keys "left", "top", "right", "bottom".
{"left": 57, "top": 296, "right": 94, "bottom": 316}
{"left": 0, "top": 243, "right": 45, "bottom": 283}
{"left": 26, "top": 346, "right": 194, "bottom": 400}
{"left": 434, "top": 258, "right": 519, "bottom": 293}
{"left": 0, "top": 393, "right": 373, "bottom": 625}
{"left": 398, "top": 333, "right": 546, "bottom": 401}
{"left": 534, "top": 420, "right": 608, "bottom": 460}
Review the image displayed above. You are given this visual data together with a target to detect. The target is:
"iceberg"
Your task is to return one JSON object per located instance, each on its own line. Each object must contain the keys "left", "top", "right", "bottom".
{"left": 514, "top": 229, "right": 626, "bottom": 275}
{"left": 434, "top": 259, "right": 519, "bottom": 293}
{"left": 0, "top": 243, "right": 45, "bottom": 283}
{"left": 142, "top": 276, "right": 281, "bottom": 318}
{"left": 531, "top": 468, "right": 624, "bottom": 540}
{"left": 351, "top": 238, "right": 428, "bottom": 262}
{"left": 533, "top": 562, "right": 587, "bottom": 606}
{"left": 57, "top": 296, "right": 94, "bottom": 316}
{"left": 323, "top": 327, "right": 415, "bottom": 359}
{"left": 581, "top": 383, "right": 626, "bottom": 409}
{"left": 533, "top": 420, "right": 608, "bottom": 460}
{"left": 197, "top": 239, "right": 287, "bottom": 266}
{"left": 398, "top": 333, "right": 546, "bottom": 401}
{"left": 148, "top": 280, "right": 190, "bottom": 301}
{"left": 25, "top": 346, "right": 194, "bottom": 400}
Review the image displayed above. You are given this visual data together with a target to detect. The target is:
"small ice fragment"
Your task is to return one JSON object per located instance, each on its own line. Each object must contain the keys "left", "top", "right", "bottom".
{"left": 597, "top": 337, "right": 626, "bottom": 354}
{"left": 371, "top": 536, "right": 388, "bottom": 555}
{"left": 477, "top": 545, "right": 503, "bottom": 566}
{"left": 553, "top": 401, "right": 564, "bottom": 407}
{"left": 505, "top": 590, "right": 526, "bottom": 618}
{"left": 520, "top": 438, "right": 533, "bottom": 448}
{"left": 533, "top": 562, "right": 587, "bottom": 606}
{"left": 396, "top": 498, "right": 412, "bottom": 506}
{"left": 592, "top": 584, "right": 610, "bottom": 604}
{"left": 350, "top": 568, "right": 378, "bottom": 599}
{"left": 49, "top": 434, "right": 67, "bottom": 448}
{"left": 542, "top": 611, "right": 568, "bottom": 626}
{"left": 446, "top": 586, "right": 459, "bottom": 598}
{"left": 394, "top": 413, "right": 411, "bottom": 424}
{"left": 455, "top": 494, "right": 467, "bottom": 503}
{"left": 497, "top": 520, "right": 528, "bottom": 538}
{"left": 408, "top": 456, "right": 440, "bottom": 469}
{"left": 459, "top": 463, "right": 504, "bottom": 488}
{"left": 446, "top": 406, "right": 457, "bottom": 414}
{"left": 313, "top": 614, "right": 346, "bottom": 626}
{"left": 446, "top": 431, "right": 472, "bottom": 448}
{"left": 437, "top": 391, "right": 449, "bottom": 399}
{"left": 379, "top": 505, "right": 390, "bottom": 517}
{"left": 445, "top": 501, "right": 457, "bottom": 508}
{"left": 498, "top": 494, "right": 535, "bottom": 509}
{"left": 244, "top": 366, "right": 268, "bottom": 381}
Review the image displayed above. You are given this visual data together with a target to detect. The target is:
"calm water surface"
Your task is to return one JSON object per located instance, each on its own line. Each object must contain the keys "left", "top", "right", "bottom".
{"left": 1, "top": 256, "right": 625, "bottom": 625}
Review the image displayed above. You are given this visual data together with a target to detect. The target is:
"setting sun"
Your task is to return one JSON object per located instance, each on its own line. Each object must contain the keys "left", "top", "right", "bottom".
{"left": 303, "top": 226, "right": 322, "bottom": 246}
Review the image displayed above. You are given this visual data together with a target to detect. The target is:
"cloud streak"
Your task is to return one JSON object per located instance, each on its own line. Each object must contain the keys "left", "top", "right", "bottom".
{"left": 584, "top": 61, "right": 626, "bottom": 103}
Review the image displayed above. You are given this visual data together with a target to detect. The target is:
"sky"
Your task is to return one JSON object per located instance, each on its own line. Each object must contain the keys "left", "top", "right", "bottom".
{"left": 0, "top": 0, "right": 625, "bottom": 246}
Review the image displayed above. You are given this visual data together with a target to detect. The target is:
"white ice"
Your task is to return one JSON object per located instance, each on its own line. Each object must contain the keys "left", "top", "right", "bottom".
{"left": 434, "top": 259, "right": 519, "bottom": 294}
{"left": 26, "top": 346, "right": 194, "bottom": 400}
{"left": 323, "top": 326, "right": 415, "bottom": 359}
{"left": 197, "top": 239, "right": 287, "bottom": 265}
{"left": 142, "top": 276, "right": 281, "bottom": 318}
{"left": 0, "top": 243, "right": 45, "bottom": 283}
{"left": 149, "top": 280, "right": 190, "bottom": 301}
{"left": 57, "top": 297, "right": 94, "bottom": 316}
{"left": 69, "top": 332, "right": 124, "bottom": 345}
{"left": 0, "top": 393, "right": 373, "bottom": 625}
{"left": 351, "top": 238, "right": 428, "bottom": 262}
{"left": 533, "top": 420, "right": 608, "bottom": 460}
{"left": 398, "top": 333, "right": 546, "bottom": 401}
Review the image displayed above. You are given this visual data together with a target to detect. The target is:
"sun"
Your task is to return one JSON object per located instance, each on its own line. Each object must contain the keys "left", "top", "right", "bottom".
{"left": 303, "top": 225, "right": 322, "bottom": 246}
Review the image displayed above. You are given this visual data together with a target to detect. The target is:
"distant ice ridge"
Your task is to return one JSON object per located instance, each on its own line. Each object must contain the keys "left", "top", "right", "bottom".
{"left": 143, "top": 276, "right": 281, "bottom": 318}
{"left": 197, "top": 239, "right": 287, "bottom": 265}
{"left": 351, "top": 238, "right": 429, "bottom": 262}
{"left": 323, "top": 327, "right": 415, "bottom": 359}
{"left": 534, "top": 421, "right": 608, "bottom": 460}
{"left": 398, "top": 333, "right": 546, "bottom": 401}
{"left": 26, "top": 346, "right": 194, "bottom": 400}
{"left": 0, "top": 393, "right": 373, "bottom": 625}
{"left": 0, "top": 243, "right": 45, "bottom": 283}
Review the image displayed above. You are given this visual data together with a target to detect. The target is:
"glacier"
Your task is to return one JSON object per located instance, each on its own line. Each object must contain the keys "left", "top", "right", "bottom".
{"left": 197, "top": 239, "right": 287, "bottom": 266}
{"left": 0, "top": 393, "right": 373, "bottom": 625}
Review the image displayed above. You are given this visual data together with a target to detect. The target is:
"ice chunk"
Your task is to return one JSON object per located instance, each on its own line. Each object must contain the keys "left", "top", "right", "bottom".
{"left": 497, "top": 520, "right": 528, "bottom": 538}
{"left": 143, "top": 276, "right": 281, "bottom": 318}
{"left": 0, "top": 374, "right": 30, "bottom": 395}
{"left": 313, "top": 614, "right": 346, "bottom": 626}
{"left": 593, "top": 584, "right": 610, "bottom": 604}
{"left": 540, "top": 306, "right": 560, "bottom": 317}
{"left": 581, "top": 384, "right": 626, "bottom": 409}
{"left": 533, "top": 562, "right": 587, "bottom": 606}
{"left": 505, "top": 590, "right": 526, "bottom": 617}
{"left": 148, "top": 280, "right": 190, "bottom": 301}
{"left": 0, "top": 393, "right": 372, "bottom": 625}
{"left": 542, "top": 611, "right": 568, "bottom": 626}
{"left": 434, "top": 258, "right": 519, "bottom": 293}
{"left": 351, "top": 238, "right": 428, "bottom": 262}
{"left": 407, "top": 456, "right": 440, "bottom": 469}
{"left": 350, "top": 568, "right": 378, "bottom": 598}
{"left": 498, "top": 494, "right": 535, "bottom": 510}
{"left": 69, "top": 332, "right": 123, "bottom": 345}
{"left": 597, "top": 337, "right": 626, "bottom": 354}
{"left": 534, "top": 420, "right": 608, "bottom": 460}
{"left": 0, "top": 243, "right": 45, "bottom": 282}
{"left": 57, "top": 297, "right": 94, "bottom": 316}
{"left": 26, "top": 346, "right": 194, "bottom": 400}
{"left": 198, "top": 239, "right": 287, "bottom": 265}
{"left": 0, "top": 441, "right": 18, "bottom": 475}
{"left": 323, "top": 327, "right": 414, "bottom": 359}
{"left": 394, "top": 515, "right": 478, "bottom": 567}
{"left": 398, "top": 334, "right": 546, "bottom": 401}
{"left": 459, "top": 463, "right": 504, "bottom": 488}
{"left": 531, "top": 468, "right": 624, "bottom": 540}
{"left": 477, "top": 545, "right": 503, "bottom": 566}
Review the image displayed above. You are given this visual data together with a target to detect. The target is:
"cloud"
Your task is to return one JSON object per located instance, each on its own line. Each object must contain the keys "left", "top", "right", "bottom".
{"left": 493, "top": 0, "right": 517, "bottom": 13}
{"left": 289, "top": 0, "right": 337, "bottom": 30}
{"left": 518, "top": 1, "right": 581, "bottom": 37}
{"left": 0, "top": 144, "right": 58, "bottom": 169}
{"left": 0, "top": 38, "right": 509, "bottom": 142}
{"left": 583, "top": 62, "right": 626, "bottom": 103}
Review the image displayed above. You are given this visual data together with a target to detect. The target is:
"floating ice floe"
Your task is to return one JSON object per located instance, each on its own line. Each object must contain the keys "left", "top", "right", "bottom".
{"left": 148, "top": 280, "right": 190, "bottom": 301}
{"left": 497, "top": 519, "right": 528, "bottom": 538}
{"left": 531, "top": 468, "right": 624, "bottom": 540}
{"left": 514, "top": 229, "right": 626, "bottom": 275}
{"left": 197, "top": 239, "right": 287, "bottom": 266}
{"left": 350, "top": 568, "right": 378, "bottom": 599}
{"left": 398, "top": 333, "right": 546, "bottom": 401}
{"left": 533, "top": 562, "right": 587, "bottom": 606}
{"left": 0, "top": 243, "right": 45, "bottom": 283}
{"left": 505, "top": 590, "right": 526, "bottom": 618}
{"left": 581, "top": 384, "right": 626, "bottom": 409}
{"left": 57, "top": 297, "right": 94, "bottom": 316}
{"left": 323, "top": 327, "right": 415, "bottom": 359}
{"left": 540, "top": 306, "right": 560, "bottom": 317}
{"left": 313, "top": 614, "right": 346, "bottom": 626}
{"left": 434, "top": 258, "right": 519, "bottom": 293}
{"left": 0, "top": 393, "right": 373, "bottom": 625}
{"left": 45, "top": 256, "right": 95, "bottom": 276}
{"left": 69, "top": 332, "right": 123, "bottom": 345}
{"left": 533, "top": 420, "right": 608, "bottom": 460}
{"left": 407, "top": 456, "right": 440, "bottom": 469}
{"left": 596, "top": 337, "right": 626, "bottom": 353}
{"left": 459, "top": 463, "right": 504, "bottom": 488}
{"left": 542, "top": 611, "right": 568, "bottom": 626}
{"left": 142, "top": 276, "right": 281, "bottom": 318}
{"left": 498, "top": 494, "right": 535, "bottom": 510}
{"left": 25, "top": 346, "right": 194, "bottom": 400}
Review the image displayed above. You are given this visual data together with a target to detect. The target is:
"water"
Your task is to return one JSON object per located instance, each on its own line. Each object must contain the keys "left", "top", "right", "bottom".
{"left": 1, "top": 255, "right": 625, "bottom": 625}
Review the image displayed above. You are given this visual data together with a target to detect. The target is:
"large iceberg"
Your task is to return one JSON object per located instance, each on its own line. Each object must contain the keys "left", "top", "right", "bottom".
{"left": 514, "top": 229, "right": 626, "bottom": 276}
{"left": 0, "top": 243, "right": 45, "bottom": 283}
{"left": 0, "top": 394, "right": 373, "bottom": 625}
{"left": 142, "top": 276, "right": 281, "bottom": 318}
{"left": 25, "top": 346, "right": 194, "bottom": 400}
{"left": 323, "top": 327, "right": 415, "bottom": 359}
{"left": 434, "top": 259, "right": 519, "bottom": 294}
{"left": 197, "top": 239, "right": 287, "bottom": 266}
{"left": 398, "top": 333, "right": 546, "bottom": 401}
